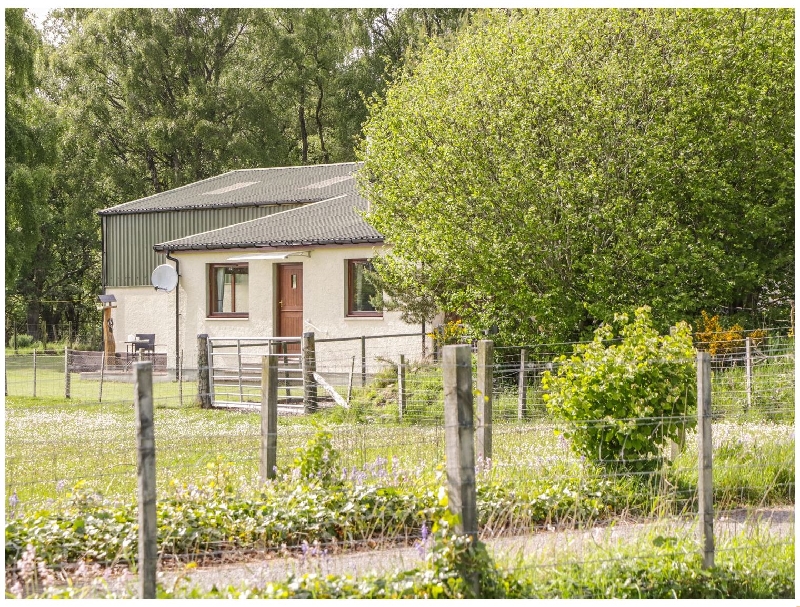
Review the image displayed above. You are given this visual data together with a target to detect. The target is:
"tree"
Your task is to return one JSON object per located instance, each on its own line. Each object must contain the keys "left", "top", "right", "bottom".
{"left": 359, "top": 9, "right": 795, "bottom": 343}
{"left": 5, "top": 9, "right": 57, "bottom": 288}
{"left": 8, "top": 8, "right": 291, "bottom": 338}
{"left": 247, "top": 8, "right": 355, "bottom": 164}
{"left": 332, "top": 8, "right": 471, "bottom": 163}
{"left": 49, "top": 8, "right": 290, "bottom": 197}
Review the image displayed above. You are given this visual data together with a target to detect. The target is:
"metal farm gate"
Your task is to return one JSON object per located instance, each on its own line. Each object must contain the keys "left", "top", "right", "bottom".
{"left": 207, "top": 337, "right": 302, "bottom": 411}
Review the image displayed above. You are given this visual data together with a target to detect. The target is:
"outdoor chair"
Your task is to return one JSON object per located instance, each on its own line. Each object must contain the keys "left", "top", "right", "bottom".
{"left": 134, "top": 333, "right": 156, "bottom": 358}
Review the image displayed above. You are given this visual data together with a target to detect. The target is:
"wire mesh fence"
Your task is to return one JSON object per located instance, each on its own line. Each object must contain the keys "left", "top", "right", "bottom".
{"left": 4, "top": 329, "right": 794, "bottom": 598}
{"left": 5, "top": 321, "right": 103, "bottom": 351}
{"left": 5, "top": 350, "right": 189, "bottom": 405}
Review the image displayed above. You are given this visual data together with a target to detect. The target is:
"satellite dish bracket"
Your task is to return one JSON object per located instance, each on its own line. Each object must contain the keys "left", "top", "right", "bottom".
{"left": 151, "top": 264, "right": 179, "bottom": 293}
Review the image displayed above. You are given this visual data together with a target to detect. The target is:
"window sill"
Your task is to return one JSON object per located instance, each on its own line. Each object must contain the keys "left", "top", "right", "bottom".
{"left": 345, "top": 315, "right": 384, "bottom": 320}
{"left": 206, "top": 316, "right": 249, "bottom": 321}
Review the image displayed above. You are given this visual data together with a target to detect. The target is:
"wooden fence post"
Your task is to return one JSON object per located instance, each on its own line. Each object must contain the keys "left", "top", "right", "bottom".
{"left": 64, "top": 346, "right": 71, "bottom": 399}
{"left": 236, "top": 339, "right": 244, "bottom": 404}
{"left": 178, "top": 350, "right": 183, "bottom": 407}
{"left": 361, "top": 335, "right": 367, "bottom": 387}
{"left": 134, "top": 361, "right": 157, "bottom": 599}
{"left": 397, "top": 354, "right": 406, "bottom": 421}
{"left": 261, "top": 354, "right": 278, "bottom": 482}
{"left": 99, "top": 351, "right": 106, "bottom": 403}
{"left": 302, "top": 332, "right": 317, "bottom": 414}
{"left": 442, "top": 344, "right": 479, "bottom": 596}
{"left": 347, "top": 355, "right": 355, "bottom": 406}
{"left": 282, "top": 342, "right": 290, "bottom": 398}
{"left": 744, "top": 337, "right": 752, "bottom": 412}
{"left": 697, "top": 351, "right": 714, "bottom": 569}
{"left": 476, "top": 340, "right": 493, "bottom": 462}
{"left": 32, "top": 349, "right": 37, "bottom": 398}
{"left": 517, "top": 348, "right": 527, "bottom": 419}
{"left": 197, "top": 334, "right": 212, "bottom": 408}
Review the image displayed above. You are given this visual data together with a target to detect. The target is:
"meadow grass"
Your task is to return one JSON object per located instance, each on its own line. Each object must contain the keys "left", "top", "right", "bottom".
{"left": 6, "top": 345, "right": 794, "bottom": 511}
{"left": 5, "top": 393, "right": 794, "bottom": 515}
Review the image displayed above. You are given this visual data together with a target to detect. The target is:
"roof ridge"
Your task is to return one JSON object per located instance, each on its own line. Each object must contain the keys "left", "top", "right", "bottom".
{"left": 154, "top": 194, "right": 351, "bottom": 251}
{"left": 99, "top": 162, "right": 363, "bottom": 216}
{"left": 229, "top": 161, "right": 361, "bottom": 173}
{"left": 99, "top": 170, "right": 238, "bottom": 215}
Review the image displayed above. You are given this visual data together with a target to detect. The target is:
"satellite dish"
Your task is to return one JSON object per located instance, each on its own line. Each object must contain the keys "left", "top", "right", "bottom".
{"left": 151, "top": 264, "right": 179, "bottom": 292}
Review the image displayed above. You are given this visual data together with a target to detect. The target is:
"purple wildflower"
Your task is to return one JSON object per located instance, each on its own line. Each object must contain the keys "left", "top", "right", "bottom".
{"left": 414, "top": 522, "right": 430, "bottom": 558}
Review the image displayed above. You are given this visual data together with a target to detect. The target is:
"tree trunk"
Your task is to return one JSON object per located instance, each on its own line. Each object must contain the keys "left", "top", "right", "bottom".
{"left": 299, "top": 87, "right": 309, "bottom": 163}
{"left": 26, "top": 300, "right": 41, "bottom": 340}
{"left": 315, "top": 81, "right": 329, "bottom": 163}
{"left": 146, "top": 149, "right": 162, "bottom": 192}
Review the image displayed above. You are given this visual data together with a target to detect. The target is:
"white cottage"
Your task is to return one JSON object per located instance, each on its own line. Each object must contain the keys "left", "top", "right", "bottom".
{"left": 100, "top": 163, "right": 432, "bottom": 374}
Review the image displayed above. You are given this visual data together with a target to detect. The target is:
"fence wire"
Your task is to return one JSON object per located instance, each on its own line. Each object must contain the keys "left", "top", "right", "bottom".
{"left": 4, "top": 331, "right": 794, "bottom": 598}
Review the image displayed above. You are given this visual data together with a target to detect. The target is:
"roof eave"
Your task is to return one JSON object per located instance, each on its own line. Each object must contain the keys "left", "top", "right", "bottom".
{"left": 97, "top": 199, "right": 319, "bottom": 216}
{"left": 153, "top": 237, "right": 384, "bottom": 253}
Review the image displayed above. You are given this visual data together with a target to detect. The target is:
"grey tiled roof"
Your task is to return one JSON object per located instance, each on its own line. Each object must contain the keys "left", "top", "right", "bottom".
{"left": 99, "top": 163, "right": 361, "bottom": 215}
{"left": 153, "top": 191, "right": 383, "bottom": 251}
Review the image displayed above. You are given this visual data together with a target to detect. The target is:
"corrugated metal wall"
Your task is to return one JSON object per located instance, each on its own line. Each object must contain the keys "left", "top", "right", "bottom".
{"left": 103, "top": 205, "right": 302, "bottom": 287}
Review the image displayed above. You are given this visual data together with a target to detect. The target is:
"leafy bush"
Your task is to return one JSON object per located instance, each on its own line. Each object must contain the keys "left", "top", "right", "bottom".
{"left": 12, "top": 334, "right": 35, "bottom": 349}
{"left": 292, "top": 427, "right": 340, "bottom": 485}
{"left": 542, "top": 307, "right": 696, "bottom": 473}
{"left": 694, "top": 311, "right": 767, "bottom": 360}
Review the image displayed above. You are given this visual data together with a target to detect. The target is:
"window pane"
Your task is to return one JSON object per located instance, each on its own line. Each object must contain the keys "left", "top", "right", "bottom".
{"left": 215, "top": 267, "right": 226, "bottom": 312}
{"left": 351, "top": 261, "right": 378, "bottom": 313}
{"left": 234, "top": 270, "right": 248, "bottom": 313}
{"left": 211, "top": 265, "right": 248, "bottom": 315}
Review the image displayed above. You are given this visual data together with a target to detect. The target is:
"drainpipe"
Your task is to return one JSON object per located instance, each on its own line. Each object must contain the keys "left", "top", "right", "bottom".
{"left": 100, "top": 215, "right": 107, "bottom": 293}
{"left": 165, "top": 250, "right": 180, "bottom": 381}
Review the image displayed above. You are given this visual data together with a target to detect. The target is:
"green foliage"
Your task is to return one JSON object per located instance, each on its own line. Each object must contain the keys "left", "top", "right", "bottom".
{"left": 670, "top": 422, "right": 795, "bottom": 505}
{"left": 12, "top": 334, "right": 36, "bottom": 349}
{"left": 517, "top": 533, "right": 794, "bottom": 599}
{"left": 359, "top": 8, "right": 795, "bottom": 343}
{"left": 5, "top": 9, "right": 58, "bottom": 288}
{"left": 292, "top": 426, "right": 340, "bottom": 485}
{"left": 3, "top": 449, "right": 653, "bottom": 570}
{"left": 4, "top": 409, "right": 795, "bottom": 599}
{"left": 16, "top": 527, "right": 794, "bottom": 599}
{"left": 542, "top": 307, "right": 697, "bottom": 472}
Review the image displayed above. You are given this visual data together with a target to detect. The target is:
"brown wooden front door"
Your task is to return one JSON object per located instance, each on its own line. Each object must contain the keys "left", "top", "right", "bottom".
{"left": 277, "top": 263, "right": 303, "bottom": 352}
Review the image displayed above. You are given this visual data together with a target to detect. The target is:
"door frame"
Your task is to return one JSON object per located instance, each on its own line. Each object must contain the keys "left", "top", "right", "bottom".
{"left": 275, "top": 262, "right": 304, "bottom": 337}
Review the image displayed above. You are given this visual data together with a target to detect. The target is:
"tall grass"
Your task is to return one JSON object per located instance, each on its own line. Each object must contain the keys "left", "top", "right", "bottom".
{"left": 6, "top": 395, "right": 794, "bottom": 515}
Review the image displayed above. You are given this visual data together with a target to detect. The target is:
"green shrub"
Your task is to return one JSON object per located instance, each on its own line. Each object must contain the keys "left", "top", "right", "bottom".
{"left": 292, "top": 426, "right": 340, "bottom": 485}
{"left": 13, "top": 334, "right": 35, "bottom": 349}
{"left": 542, "top": 307, "right": 696, "bottom": 473}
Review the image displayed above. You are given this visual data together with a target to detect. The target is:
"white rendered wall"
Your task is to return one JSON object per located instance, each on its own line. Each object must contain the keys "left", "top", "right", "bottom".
{"left": 171, "top": 245, "right": 432, "bottom": 369}
{"left": 104, "top": 284, "right": 178, "bottom": 367}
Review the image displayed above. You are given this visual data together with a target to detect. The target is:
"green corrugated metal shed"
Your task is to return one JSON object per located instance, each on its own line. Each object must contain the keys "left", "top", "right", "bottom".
{"left": 100, "top": 163, "right": 361, "bottom": 287}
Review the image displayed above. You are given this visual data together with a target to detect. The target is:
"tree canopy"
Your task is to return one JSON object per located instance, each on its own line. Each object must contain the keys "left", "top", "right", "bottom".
{"left": 359, "top": 8, "right": 795, "bottom": 343}
{"left": 5, "top": 9, "right": 57, "bottom": 287}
